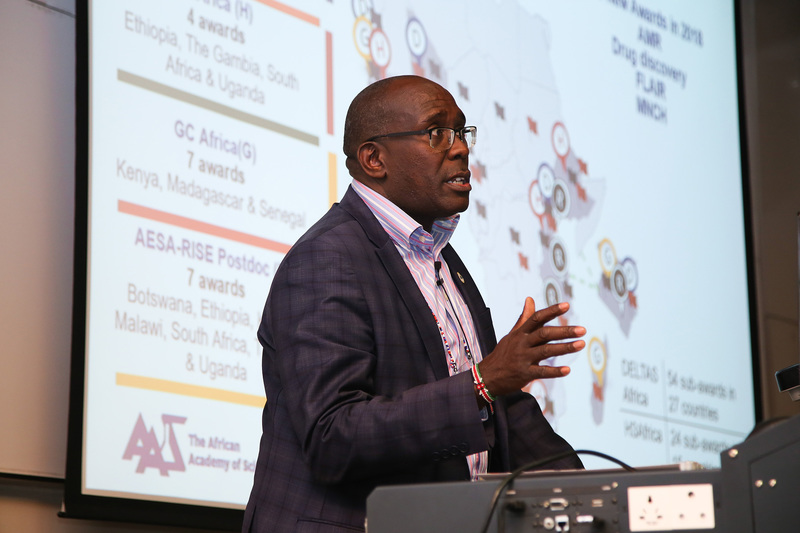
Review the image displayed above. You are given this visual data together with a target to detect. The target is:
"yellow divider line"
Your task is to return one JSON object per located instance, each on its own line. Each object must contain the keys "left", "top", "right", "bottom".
{"left": 116, "top": 373, "right": 266, "bottom": 408}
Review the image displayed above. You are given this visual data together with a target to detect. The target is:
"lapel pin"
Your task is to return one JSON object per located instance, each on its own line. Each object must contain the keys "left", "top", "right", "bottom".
{"left": 457, "top": 272, "right": 465, "bottom": 284}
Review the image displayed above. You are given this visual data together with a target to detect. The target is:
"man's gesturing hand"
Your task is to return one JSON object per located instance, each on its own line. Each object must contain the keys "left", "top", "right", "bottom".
{"left": 478, "top": 298, "right": 586, "bottom": 398}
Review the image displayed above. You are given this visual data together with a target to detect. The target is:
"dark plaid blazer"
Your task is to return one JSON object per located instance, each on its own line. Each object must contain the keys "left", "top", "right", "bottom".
{"left": 242, "top": 186, "right": 580, "bottom": 533}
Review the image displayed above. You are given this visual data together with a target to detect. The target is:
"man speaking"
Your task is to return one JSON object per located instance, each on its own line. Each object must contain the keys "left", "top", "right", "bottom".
{"left": 242, "top": 75, "right": 585, "bottom": 533}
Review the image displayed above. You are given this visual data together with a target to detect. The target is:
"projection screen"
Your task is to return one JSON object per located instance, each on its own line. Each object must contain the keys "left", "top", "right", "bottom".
{"left": 66, "top": 0, "right": 757, "bottom": 527}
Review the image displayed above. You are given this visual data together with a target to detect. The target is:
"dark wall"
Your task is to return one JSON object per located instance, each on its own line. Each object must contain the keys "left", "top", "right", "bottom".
{"left": 746, "top": 0, "right": 800, "bottom": 419}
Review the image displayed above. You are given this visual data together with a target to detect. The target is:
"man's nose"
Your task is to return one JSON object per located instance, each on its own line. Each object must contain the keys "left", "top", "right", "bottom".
{"left": 448, "top": 132, "right": 470, "bottom": 158}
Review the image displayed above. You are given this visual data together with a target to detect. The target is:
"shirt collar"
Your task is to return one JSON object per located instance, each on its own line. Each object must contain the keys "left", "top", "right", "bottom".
{"left": 351, "top": 179, "right": 460, "bottom": 256}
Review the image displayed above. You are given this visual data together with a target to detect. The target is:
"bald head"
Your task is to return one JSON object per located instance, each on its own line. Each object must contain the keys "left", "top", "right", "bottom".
{"left": 340, "top": 75, "right": 471, "bottom": 230}
{"left": 342, "top": 76, "right": 448, "bottom": 163}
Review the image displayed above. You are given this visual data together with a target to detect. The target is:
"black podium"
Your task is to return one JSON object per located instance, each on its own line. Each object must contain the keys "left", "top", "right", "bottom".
{"left": 367, "top": 415, "right": 800, "bottom": 532}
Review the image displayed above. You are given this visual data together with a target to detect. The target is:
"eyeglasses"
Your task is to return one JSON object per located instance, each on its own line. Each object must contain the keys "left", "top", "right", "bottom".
{"left": 366, "top": 126, "right": 477, "bottom": 152}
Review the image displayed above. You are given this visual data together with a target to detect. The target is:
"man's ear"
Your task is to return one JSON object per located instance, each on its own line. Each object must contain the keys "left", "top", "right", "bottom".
{"left": 356, "top": 142, "right": 387, "bottom": 180}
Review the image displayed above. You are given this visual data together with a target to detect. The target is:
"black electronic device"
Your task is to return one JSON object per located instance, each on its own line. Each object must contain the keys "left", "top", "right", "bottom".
{"left": 367, "top": 467, "right": 721, "bottom": 533}
{"left": 775, "top": 363, "right": 800, "bottom": 400}
{"left": 718, "top": 414, "right": 800, "bottom": 533}
{"left": 366, "top": 415, "right": 800, "bottom": 532}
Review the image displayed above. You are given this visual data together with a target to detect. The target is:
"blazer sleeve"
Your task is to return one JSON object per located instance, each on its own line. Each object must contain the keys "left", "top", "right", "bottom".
{"left": 261, "top": 230, "right": 490, "bottom": 485}
{"left": 502, "top": 390, "right": 584, "bottom": 471}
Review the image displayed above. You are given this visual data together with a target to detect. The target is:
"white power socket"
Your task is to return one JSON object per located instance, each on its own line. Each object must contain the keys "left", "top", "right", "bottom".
{"left": 627, "top": 483, "right": 715, "bottom": 531}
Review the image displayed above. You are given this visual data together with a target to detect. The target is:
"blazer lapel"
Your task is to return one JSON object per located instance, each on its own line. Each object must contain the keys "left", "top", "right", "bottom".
{"left": 442, "top": 245, "right": 498, "bottom": 355}
{"left": 339, "top": 187, "right": 451, "bottom": 380}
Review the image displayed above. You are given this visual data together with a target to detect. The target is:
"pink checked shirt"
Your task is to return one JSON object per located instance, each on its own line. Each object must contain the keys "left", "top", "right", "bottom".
{"left": 352, "top": 180, "right": 488, "bottom": 479}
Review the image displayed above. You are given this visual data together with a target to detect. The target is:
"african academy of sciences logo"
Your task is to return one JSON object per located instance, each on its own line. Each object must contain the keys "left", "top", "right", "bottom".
{"left": 122, "top": 413, "right": 187, "bottom": 476}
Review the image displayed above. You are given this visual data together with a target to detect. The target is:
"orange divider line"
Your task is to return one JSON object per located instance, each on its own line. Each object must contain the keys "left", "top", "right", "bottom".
{"left": 254, "top": 0, "right": 320, "bottom": 26}
{"left": 117, "top": 373, "right": 266, "bottom": 407}
{"left": 118, "top": 200, "right": 292, "bottom": 254}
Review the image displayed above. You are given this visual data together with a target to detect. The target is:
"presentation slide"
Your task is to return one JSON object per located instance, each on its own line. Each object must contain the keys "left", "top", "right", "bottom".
{"left": 82, "top": 0, "right": 754, "bottom": 509}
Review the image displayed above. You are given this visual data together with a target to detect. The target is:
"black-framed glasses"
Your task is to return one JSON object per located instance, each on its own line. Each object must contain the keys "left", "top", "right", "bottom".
{"left": 366, "top": 126, "right": 477, "bottom": 152}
